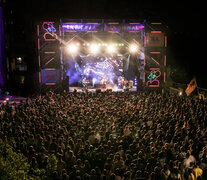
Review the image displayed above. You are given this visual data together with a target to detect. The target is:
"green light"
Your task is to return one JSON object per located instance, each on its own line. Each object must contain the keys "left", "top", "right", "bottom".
{"left": 148, "top": 72, "right": 157, "bottom": 81}
{"left": 112, "top": 133, "right": 116, "bottom": 138}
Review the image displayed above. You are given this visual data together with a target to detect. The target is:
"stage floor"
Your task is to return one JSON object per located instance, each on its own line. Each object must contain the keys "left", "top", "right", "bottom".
{"left": 69, "top": 86, "right": 137, "bottom": 92}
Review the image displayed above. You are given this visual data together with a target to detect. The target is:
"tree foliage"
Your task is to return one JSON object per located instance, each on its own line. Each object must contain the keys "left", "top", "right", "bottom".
{"left": 46, "top": 154, "right": 57, "bottom": 176}
{"left": 0, "top": 139, "right": 31, "bottom": 180}
{"left": 0, "top": 139, "right": 58, "bottom": 180}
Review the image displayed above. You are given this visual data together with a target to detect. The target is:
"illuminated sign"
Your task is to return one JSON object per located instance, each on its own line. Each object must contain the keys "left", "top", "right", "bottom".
{"left": 46, "top": 24, "right": 56, "bottom": 33}
{"left": 105, "top": 24, "right": 121, "bottom": 32}
{"left": 42, "top": 22, "right": 56, "bottom": 33}
{"left": 147, "top": 72, "right": 157, "bottom": 81}
{"left": 62, "top": 23, "right": 145, "bottom": 32}
{"left": 62, "top": 23, "right": 99, "bottom": 31}
{"left": 105, "top": 24, "right": 144, "bottom": 32}
{"left": 41, "top": 69, "right": 60, "bottom": 84}
{"left": 146, "top": 68, "right": 161, "bottom": 87}
{"left": 37, "top": 21, "right": 60, "bottom": 84}
{"left": 125, "top": 24, "right": 144, "bottom": 32}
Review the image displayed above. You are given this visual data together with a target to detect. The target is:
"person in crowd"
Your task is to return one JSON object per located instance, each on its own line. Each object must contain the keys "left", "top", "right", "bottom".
{"left": 0, "top": 90, "right": 206, "bottom": 179}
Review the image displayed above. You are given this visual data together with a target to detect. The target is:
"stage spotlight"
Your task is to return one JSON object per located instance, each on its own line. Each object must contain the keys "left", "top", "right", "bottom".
{"left": 16, "top": 57, "right": 22, "bottom": 63}
{"left": 129, "top": 44, "right": 139, "bottom": 53}
{"left": 107, "top": 44, "right": 116, "bottom": 53}
{"left": 66, "top": 44, "right": 78, "bottom": 54}
{"left": 90, "top": 44, "right": 100, "bottom": 54}
{"left": 92, "top": 78, "right": 97, "bottom": 87}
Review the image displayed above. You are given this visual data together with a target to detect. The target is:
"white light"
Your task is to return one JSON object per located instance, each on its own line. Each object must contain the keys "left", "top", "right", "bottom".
{"left": 107, "top": 44, "right": 116, "bottom": 53}
{"left": 90, "top": 44, "right": 100, "bottom": 54}
{"left": 129, "top": 44, "right": 138, "bottom": 53}
{"left": 66, "top": 44, "right": 78, "bottom": 54}
{"left": 113, "top": 85, "right": 118, "bottom": 92}
{"left": 92, "top": 78, "right": 97, "bottom": 87}
{"left": 16, "top": 57, "right": 22, "bottom": 63}
{"left": 179, "top": 91, "right": 182, "bottom": 96}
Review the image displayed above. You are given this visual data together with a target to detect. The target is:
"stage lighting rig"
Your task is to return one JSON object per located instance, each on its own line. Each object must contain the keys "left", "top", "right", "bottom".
{"left": 89, "top": 44, "right": 100, "bottom": 54}
{"left": 107, "top": 44, "right": 116, "bottom": 54}
{"left": 66, "top": 44, "right": 79, "bottom": 54}
{"left": 129, "top": 44, "right": 139, "bottom": 53}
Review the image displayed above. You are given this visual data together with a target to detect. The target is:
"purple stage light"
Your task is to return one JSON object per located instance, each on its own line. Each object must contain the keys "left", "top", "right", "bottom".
{"left": 125, "top": 24, "right": 144, "bottom": 32}
{"left": 62, "top": 23, "right": 144, "bottom": 33}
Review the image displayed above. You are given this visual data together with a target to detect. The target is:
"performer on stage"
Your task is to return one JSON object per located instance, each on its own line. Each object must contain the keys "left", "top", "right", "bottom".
{"left": 101, "top": 76, "right": 107, "bottom": 88}
{"left": 82, "top": 77, "right": 88, "bottom": 90}
{"left": 120, "top": 76, "right": 125, "bottom": 88}
{"left": 124, "top": 80, "right": 129, "bottom": 89}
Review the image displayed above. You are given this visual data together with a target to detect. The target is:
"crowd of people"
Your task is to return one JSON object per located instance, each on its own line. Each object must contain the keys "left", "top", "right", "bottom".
{"left": 0, "top": 90, "right": 207, "bottom": 179}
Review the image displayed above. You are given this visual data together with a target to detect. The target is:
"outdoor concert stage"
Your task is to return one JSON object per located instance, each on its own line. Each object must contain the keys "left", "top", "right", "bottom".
{"left": 37, "top": 20, "right": 167, "bottom": 92}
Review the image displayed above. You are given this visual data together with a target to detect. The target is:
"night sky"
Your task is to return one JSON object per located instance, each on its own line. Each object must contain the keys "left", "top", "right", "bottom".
{"left": 4, "top": 0, "right": 207, "bottom": 88}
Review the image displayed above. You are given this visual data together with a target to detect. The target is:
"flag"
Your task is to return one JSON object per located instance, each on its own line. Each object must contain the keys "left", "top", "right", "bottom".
{"left": 198, "top": 93, "right": 205, "bottom": 100}
{"left": 185, "top": 77, "right": 197, "bottom": 96}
